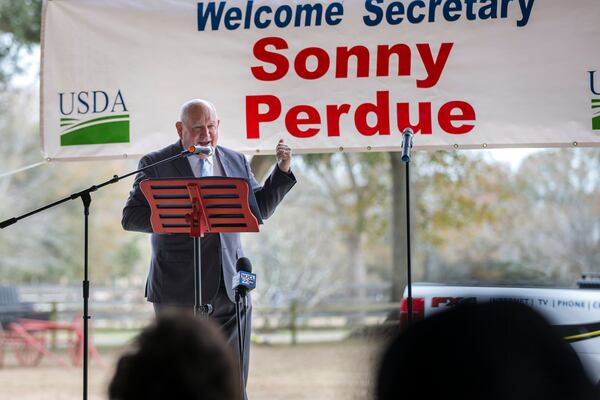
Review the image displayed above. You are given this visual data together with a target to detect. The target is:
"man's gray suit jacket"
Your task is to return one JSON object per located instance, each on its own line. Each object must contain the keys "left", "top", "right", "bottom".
{"left": 122, "top": 141, "right": 296, "bottom": 305}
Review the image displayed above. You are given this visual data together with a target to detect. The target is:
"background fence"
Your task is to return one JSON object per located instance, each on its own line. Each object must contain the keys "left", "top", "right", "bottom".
{"left": 13, "top": 285, "right": 400, "bottom": 346}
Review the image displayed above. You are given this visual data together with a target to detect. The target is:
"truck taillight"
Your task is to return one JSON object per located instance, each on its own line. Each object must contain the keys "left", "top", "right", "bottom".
{"left": 400, "top": 297, "right": 425, "bottom": 329}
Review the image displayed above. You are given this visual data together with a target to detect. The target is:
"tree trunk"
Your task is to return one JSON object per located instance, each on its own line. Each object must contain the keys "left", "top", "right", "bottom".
{"left": 422, "top": 250, "right": 431, "bottom": 281}
{"left": 390, "top": 152, "right": 408, "bottom": 302}
{"left": 347, "top": 231, "right": 367, "bottom": 304}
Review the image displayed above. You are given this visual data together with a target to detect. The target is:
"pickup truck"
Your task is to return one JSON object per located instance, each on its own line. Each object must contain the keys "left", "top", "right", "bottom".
{"left": 400, "top": 273, "right": 600, "bottom": 384}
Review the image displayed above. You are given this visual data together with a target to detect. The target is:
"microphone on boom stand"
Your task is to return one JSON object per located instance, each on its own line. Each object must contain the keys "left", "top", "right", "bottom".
{"left": 401, "top": 128, "right": 414, "bottom": 162}
{"left": 0, "top": 138, "right": 220, "bottom": 400}
{"left": 401, "top": 127, "right": 414, "bottom": 324}
{"left": 232, "top": 257, "right": 256, "bottom": 399}
{"left": 186, "top": 144, "right": 214, "bottom": 157}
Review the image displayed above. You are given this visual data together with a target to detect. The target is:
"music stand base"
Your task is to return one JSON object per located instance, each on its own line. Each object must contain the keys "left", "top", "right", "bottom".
{"left": 194, "top": 304, "right": 214, "bottom": 317}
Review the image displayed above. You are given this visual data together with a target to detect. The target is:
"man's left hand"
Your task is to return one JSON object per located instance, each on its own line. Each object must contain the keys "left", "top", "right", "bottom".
{"left": 276, "top": 139, "right": 292, "bottom": 173}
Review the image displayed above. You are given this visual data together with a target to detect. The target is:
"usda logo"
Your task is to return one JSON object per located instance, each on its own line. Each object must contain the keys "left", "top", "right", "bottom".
{"left": 590, "top": 71, "right": 600, "bottom": 131}
{"left": 58, "top": 89, "right": 129, "bottom": 146}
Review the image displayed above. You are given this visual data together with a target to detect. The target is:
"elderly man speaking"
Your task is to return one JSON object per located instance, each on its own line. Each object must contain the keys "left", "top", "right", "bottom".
{"left": 122, "top": 99, "right": 296, "bottom": 393}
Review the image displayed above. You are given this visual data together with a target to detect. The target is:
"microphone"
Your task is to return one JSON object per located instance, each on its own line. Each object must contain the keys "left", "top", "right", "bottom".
{"left": 232, "top": 257, "right": 256, "bottom": 298}
{"left": 232, "top": 257, "right": 253, "bottom": 391}
{"left": 401, "top": 128, "right": 414, "bottom": 162}
{"left": 187, "top": 144, "right": 214, "bottom": 157}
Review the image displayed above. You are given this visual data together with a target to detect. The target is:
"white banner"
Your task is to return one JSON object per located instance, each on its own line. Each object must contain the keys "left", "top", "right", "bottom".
{"left": 41, "top": 0, "right": 600, "bottom": 160}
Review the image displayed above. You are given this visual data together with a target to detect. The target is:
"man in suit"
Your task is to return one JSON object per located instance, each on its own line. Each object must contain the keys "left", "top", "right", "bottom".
{"left": 122, "top": 99, "right": 296, "bottom": 391}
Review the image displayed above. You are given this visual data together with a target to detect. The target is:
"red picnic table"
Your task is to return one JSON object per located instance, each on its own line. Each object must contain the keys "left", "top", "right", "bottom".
{"left": 0, "top": 315, "right": 103, "bottom": 368}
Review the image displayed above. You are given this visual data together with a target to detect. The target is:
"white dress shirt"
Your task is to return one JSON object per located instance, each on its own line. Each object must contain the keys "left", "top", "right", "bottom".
{"left": 187, "top": 151, "right": 224, "bottom": 177}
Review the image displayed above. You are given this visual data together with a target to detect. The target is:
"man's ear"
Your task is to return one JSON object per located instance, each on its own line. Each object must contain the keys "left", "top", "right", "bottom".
{"left": 175, "top": 121, "right": 183, "bottom": 138}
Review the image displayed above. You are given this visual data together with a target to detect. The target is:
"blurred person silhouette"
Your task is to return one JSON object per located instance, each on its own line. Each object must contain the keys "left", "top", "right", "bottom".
{"left": 377, "top": 301, "right": 599, "bottom": 400}
{"left": 108, "top": 315, "right": 239, "bottom": 400}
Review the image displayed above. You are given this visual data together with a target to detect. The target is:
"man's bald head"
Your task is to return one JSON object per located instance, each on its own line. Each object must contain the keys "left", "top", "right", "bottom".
{"left": 176, "top": 99, "right": 220, "bottom": 151}
{"left": 179, "top": 99, "right": 218, "bottom": 124}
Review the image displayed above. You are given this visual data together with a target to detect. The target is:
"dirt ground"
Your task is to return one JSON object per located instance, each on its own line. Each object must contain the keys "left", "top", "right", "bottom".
{"left": 0, "top": 339, "right": 382, "bottom": 400}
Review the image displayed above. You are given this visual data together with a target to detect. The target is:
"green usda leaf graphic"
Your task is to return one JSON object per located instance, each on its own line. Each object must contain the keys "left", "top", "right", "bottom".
{"left": 593, "top": 99, "right": 600, "bottom": 130}
{"left": 60, "top": 114, "right": 130, "bottom": 146}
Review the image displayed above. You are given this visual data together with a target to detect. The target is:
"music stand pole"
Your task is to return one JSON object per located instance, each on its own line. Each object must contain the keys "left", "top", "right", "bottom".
{"left": 192, "top": 236, "right": 212, "bottom": 317}
{"left": 193, "top": 237, "right": 200, "bottom": 316}
{"left": 185, "top": 182, "right": 212, "bottom": 318}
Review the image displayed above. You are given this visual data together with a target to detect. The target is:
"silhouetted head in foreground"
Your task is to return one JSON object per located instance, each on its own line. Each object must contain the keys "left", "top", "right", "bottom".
{"left": 377, "top": 301, "right": 599, "bottom": 400}
{"left": 109, "top": 315, "right": 238, "bottom": 400}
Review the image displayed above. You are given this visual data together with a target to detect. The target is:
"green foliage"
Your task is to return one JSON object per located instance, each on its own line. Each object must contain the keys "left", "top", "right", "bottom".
{"left": 0, "top": 0, "right": 41, "bottom": 44}
{"left": 413, "top": 150, "right": 515, "bottom": 248}
{"left": 0, "top": 89, "right": 80, "bottom": 282}
{"left": 414, "top": 148, "right": 600, "bottom": 286}
{"left": 301, "top": 152, "right": 390, "bottom": 238}
{"left": 294, "top": 147, "right": 600, "bottom": 299}
{"left": 0, "top": 88, "right": 145, "bottom": 285}
{"left": 512, "top": 148, "right": 600, "bottom": 279}
{"left": 0, "top": 0, "right": 42, "bottom": 84}
{"left": 282, "top": 152, "right": 392, "bottom": 302}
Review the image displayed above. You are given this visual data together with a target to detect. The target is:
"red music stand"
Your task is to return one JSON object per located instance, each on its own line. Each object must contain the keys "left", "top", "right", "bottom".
{"left": 140, "top": 177, "right": 260, "bottom": 316}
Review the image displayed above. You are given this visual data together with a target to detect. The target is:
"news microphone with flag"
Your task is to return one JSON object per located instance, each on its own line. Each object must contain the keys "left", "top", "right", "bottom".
{"left": 187, "top": 144, "right": 214, "bottom": 157}
{"left": 401, "top": 128, "right": 414, "bottom": 162}
{"left": 232, "top": 257, "right": 256, "bottom": 297}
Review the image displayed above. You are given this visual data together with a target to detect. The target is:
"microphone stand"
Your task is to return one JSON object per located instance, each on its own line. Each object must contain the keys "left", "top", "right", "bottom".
{"left": 404, "top": 159, "right": 413, "bottom": 324}
{"left": 0, "top": 148, "right": 193, "bottom": 400}
{"left": 401, "top": 129, "right": 414, "bottom": 325}
{"left": 234, "top": 290, "right": 246, "bottom": 400}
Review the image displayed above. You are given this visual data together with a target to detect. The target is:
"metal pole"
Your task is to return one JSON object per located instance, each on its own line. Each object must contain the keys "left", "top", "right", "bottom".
{"left": 405, "top": 162, "right": 413, "bottom": 324}
{"left": 235, "top": 293, "right": 245, "bottom": 399}
{"left": 81, "top": 193, "right": 91, "bottom": 400}
{"left": 193, "top": 237, "right": 202, "bottom": 317}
